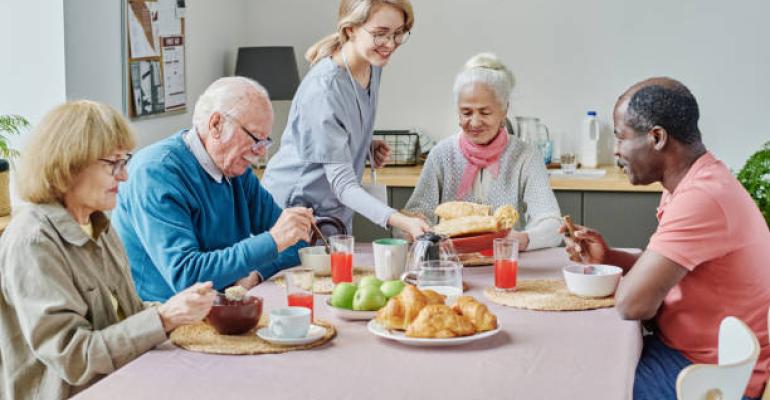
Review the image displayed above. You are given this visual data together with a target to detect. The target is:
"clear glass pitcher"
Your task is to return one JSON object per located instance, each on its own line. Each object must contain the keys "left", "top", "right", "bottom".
{"left": 514, "top": 116, "right": 552, "bottom": 163}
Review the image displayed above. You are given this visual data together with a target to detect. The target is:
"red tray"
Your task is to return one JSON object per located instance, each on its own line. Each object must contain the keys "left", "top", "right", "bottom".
{"left": 449, "top": 229, "right": 510, "bottom": 254}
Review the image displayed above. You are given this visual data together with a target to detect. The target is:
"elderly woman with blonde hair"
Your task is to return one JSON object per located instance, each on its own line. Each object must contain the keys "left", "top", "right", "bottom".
{"left": 405, "top": 53, "right": 563, "bottom": 251}
{"left": 0, "top": 100, "right": 215, "bottom": 400}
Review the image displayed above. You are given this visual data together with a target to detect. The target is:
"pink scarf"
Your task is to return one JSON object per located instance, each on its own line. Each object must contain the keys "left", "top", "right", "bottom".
{"left": 456, "top": 128, "right": 509, "bottom": 199}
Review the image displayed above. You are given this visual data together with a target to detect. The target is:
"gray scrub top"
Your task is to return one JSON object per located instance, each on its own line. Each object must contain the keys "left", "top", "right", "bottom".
{"left": 261, "top": 57, "right": 385, "bottom": 231}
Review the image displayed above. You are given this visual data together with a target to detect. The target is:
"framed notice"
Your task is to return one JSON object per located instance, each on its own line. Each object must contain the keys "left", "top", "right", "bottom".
{"left": 123, "top": 0, "right": 186, "bottom": 118}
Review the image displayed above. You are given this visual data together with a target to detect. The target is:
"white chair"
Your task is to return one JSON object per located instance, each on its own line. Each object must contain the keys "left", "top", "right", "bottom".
{"left": 676, "top": 316, "right": 759, "bottom": 400}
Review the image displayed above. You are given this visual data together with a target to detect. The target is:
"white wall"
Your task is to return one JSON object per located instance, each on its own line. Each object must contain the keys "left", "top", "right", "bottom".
{"left": 0, "top": 0, "right": 66, "bottom": 137}
{"left": 64, "top": 0, "right": 249, "bottom": 148}
{"left": 246, "top": 0, "right": 770, "bottom": 170}
{"left": 0, "top": 0, "right": 66, "bottom": 204}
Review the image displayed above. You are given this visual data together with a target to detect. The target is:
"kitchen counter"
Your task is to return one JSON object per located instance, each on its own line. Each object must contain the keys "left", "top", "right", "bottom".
{"left": 255, "top": 165, "right": 662, "bottom": 192}
{"left": 0, "top": 215, "right": 9, "bottom": 235}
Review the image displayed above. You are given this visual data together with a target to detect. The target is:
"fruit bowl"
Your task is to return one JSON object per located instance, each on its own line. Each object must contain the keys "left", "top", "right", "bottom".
{"left": 325, "top": 299, "right": 378, "bottom": 320}
{"left": 450, "top": 229, "right": 510, "bottom": 254}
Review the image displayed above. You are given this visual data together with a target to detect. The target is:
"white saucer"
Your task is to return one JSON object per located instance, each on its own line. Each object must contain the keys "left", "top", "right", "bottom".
{"left": 325, "top": 299, "right": 378, "bottom": 320}
{"left": 256, "top": 324, "right": 326, "bottom": 345}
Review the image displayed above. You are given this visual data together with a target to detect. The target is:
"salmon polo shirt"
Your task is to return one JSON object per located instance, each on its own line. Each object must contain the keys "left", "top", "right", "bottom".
{"left": 647, "top": 151, "right": 770, "bottom": 397}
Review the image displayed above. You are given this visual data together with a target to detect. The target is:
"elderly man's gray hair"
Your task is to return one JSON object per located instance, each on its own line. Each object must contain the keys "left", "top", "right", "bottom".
{"left": 452, "top": 53, "right": 515, "bottom": 109}
{"left": 192, "top": 76, "right": 271, "bottom": 138}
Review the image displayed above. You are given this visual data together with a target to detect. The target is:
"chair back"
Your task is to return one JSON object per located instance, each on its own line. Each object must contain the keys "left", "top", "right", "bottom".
{"left": 676, "top": 316, "right": 759, "bottom": 400}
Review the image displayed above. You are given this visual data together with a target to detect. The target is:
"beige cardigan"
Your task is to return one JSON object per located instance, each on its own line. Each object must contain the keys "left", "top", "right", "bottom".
{"left": 0, "top": 203, "right": 167, "bottom": 400}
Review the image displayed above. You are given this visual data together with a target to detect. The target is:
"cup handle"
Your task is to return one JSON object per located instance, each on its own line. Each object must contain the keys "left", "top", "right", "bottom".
{"left": 270, "top": 319, "right": 285, "bottom": 337}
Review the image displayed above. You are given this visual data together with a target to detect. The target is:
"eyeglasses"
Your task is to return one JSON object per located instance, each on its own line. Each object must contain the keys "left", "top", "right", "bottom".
{"left": 362, "top": 28, "right": 410, "bottom": 47}
{"left": 99, "top": 154, "right": 132, "bottom": 177}
{"left": 223, "top": 112, "right": 273, "bottom": 152}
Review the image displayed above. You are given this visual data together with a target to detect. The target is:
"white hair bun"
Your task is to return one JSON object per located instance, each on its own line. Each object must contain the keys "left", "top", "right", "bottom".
{"left": 463, "top": 52, "right": 515, "bottom": 89}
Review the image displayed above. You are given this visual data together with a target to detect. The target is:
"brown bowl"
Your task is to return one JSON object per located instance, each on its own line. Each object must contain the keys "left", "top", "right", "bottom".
{"left": 206, "top": 294, "right": 263, "bottom": 335}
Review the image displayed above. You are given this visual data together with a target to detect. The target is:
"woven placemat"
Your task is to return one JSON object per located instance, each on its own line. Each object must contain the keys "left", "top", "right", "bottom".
{"left": 170, "top": 318, "right": 336, "bottom": 355}
{"left": 483, "top": 280, "right": 615, "bottom": 311}
{"left": 273, "top": 267, "right": 374, "bottom": 294}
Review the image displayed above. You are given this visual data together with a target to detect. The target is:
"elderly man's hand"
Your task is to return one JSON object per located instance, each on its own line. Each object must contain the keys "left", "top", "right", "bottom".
{"left": 269, "top": 207, "right": 313, "bottom": 252}
{"left": 157, "top": 282, "right": 216, "bottom": 333}
{"left": 236, "top": 271, "right": 260, "bottom": 289}
{"left": 371, "top": 139, "right": 391, "bottom": 168}
{"left": 558, "top": 223, "right": 609, "bottom": 264}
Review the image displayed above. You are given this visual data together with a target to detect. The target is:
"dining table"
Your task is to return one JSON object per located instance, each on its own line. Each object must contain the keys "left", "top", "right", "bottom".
{"left": 73, "top": 245, "right": 643, "bottom": 400}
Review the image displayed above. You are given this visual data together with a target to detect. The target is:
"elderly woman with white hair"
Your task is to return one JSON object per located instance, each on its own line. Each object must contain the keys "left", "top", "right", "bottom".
{"left": 405, "top": 53, "right": 562, "bottom": 250}
{"left": 0, "top": 101, "right": 215, "bottom": 399}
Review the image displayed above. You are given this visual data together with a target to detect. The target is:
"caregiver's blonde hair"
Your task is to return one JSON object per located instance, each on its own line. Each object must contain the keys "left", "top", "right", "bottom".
{"left": 305, "top": 0, "right": 414, "bottom": 65}
{"left": 17, "top": 100, "right": 136, "bottom": 203}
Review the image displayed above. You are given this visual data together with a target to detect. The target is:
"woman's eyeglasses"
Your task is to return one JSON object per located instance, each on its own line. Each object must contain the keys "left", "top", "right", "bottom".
{"left": 362, "top": 28, "right": 410, "bottom": 47}
{"left": 223, "top": 112, "right": 273, "bottom": 152}
{"left": 99, "top": 154, "right": 132, "bottom": 177}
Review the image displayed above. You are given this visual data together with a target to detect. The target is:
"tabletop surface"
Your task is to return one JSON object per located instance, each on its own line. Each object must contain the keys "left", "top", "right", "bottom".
{"left": 74, "top": 246, "right": 642, "bottom": 400}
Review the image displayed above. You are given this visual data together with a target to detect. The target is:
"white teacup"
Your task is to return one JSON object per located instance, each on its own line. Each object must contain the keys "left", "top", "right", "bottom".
{"left": 373, "top": 238, "right": 408, "bottom": 281}
{"left": 299, "top": 246, "right": 331, "bottom": 276}
{"left": 268, "top": 307, "right": 311, "bottom": 339}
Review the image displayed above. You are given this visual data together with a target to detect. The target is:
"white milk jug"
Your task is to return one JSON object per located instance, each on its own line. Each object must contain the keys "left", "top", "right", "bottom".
{"left": 580, "top": 111, "right": 600, "bottom": 168}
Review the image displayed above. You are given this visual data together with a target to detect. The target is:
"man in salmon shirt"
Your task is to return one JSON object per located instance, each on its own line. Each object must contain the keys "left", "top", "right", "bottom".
{"left": 561, "top": 77, "right": 770, "bottom": 399}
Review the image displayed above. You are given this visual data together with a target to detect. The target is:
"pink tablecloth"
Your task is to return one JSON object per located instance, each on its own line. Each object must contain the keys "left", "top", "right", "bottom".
{"left": 74, "top": 247, "right": 642, "bottom": 400}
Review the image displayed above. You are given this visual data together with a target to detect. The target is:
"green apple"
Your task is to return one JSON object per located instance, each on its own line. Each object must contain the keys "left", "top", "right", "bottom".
{"left": 358, "top": 276, "right": 383, "bottom": 289}
{"left": 352, "top": 285, "right": 387, "bottom": 311}
{"left": 380, "top": 280, "right": 406, "bottom": 299}
{"left": 330, "top": 283, "right": 358, "bottom": 310}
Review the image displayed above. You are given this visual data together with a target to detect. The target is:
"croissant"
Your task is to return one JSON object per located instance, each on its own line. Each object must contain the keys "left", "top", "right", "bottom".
{"left": 405, "top": 304, "right": 476, "bottom": 338}
{"left": 451, "top": 296, "right": 498, "bottom": 332}
{"left": 421, "top": 289, "right": 447, "bottom": 305}
{"left": 375, "top": 285, "right": 428, "bottom": 331}
{"left": 434, "top": 201, "right": 491, "bottom": 221}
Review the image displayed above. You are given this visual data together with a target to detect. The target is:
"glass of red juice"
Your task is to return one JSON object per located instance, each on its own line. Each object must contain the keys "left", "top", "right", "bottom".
{"left": 329, "top": 234, "right": 354, "bottom": 284}
{"left": 286, "top": 268, "right": 314, "bottom": 321}
{"left": 494, "top": 238, "right": 519, "bottom": 291}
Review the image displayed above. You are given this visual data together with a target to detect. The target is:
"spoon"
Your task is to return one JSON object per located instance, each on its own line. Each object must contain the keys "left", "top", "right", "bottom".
{"left": 310, "top": 221, "right": 331, "bottom": 254}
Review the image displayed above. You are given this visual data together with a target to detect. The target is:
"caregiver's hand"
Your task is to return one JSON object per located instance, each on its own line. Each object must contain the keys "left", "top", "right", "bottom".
{"left": 371, "top": 139, "right": 391, "bottom": 168}
{"left": 388, "top": 212, "right": 430, "bottom": 240}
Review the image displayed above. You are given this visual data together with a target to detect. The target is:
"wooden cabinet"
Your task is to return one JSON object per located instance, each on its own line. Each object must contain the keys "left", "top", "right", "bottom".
{"left": 352, "top": 187, "right": 661, "bottom": 249}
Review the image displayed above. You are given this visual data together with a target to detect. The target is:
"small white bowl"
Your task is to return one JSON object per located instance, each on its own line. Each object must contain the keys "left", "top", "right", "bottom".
{"left": 563, "top": 264, "right": 623, "bottom": 298}
{"left": 299, "top": 246, "right": 331, "bottom": 276}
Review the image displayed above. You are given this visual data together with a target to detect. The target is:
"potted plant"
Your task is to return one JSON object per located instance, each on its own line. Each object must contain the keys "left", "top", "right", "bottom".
{"left": 0, "top": 114, "right": 28, "bottom": 217}
{"left": 737, "top": 141, "right": 770, "bottom": 227}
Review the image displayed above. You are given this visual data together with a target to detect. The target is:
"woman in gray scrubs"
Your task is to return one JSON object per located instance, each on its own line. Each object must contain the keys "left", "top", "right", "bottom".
{"left": 262, "top": 0, "right": 428, "bottom": 239}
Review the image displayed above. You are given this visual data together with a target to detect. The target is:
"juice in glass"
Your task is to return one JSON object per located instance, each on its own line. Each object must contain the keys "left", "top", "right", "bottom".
{"left": 287, "top": 293, "right": 314, "bottom": 321}
{"left": 329, "top": 235, "right": 355, "bottom": 284}
{"left": 331, "top": 252, "right": 353, "bottom": 283}
{"left": 493, "top": 237, "right": 519, "bottom": 291}
{"left": 494, "top": 259, "right": 518, "bottom": 290}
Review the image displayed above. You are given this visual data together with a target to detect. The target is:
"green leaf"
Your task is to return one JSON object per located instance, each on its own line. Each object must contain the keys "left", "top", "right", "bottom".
{"left": 737, "top": 141, "right": 770, "bottom": 227}
{"left": 0, "top": 114, "right": 28, "bottom": 161}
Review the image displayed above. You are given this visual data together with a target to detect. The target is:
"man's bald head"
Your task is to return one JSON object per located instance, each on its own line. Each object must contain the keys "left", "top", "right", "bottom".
{"left": 616, "top": 77, "right": 701, "bottom": 145}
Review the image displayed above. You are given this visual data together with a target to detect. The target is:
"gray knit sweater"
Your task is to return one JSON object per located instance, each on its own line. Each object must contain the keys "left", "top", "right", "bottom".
{"left": 404, "top": 133, "right": 563, "bottom": 250}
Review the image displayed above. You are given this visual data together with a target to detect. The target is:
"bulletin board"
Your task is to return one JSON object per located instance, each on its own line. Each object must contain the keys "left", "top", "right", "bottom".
{"left": 122, "top": 0, "right": 187, "bottom": 119}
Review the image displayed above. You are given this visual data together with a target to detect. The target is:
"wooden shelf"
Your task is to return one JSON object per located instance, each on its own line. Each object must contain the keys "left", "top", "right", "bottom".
{"left": 0, "top": 214, "right": 10, "bottom": 235}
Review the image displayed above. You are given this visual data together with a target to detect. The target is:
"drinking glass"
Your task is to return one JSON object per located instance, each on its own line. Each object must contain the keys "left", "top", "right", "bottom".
{"left": 330, "top": 234, "right": 354, "bottom": 284}
{"left": 286, "top": 268, "right": 315, "bottom": 321}
{"left": 416, "top": 260, "right": 463, "bottom": 302}
{"left": 494, "top": 238, "right": 519, "bottom": 291}
{"left": 559, "top": 131, "right": 578, "bottom": 174}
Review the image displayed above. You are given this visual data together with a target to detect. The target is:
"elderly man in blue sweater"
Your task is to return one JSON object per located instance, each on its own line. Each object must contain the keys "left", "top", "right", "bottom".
{"left": 113, "top": 77, "right": 313, "bottom": 301}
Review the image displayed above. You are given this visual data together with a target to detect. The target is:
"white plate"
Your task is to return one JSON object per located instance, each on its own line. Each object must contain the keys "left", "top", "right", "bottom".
{"left": 325, "top": 299, "right": 378, "bottom": 320}
{"left": 256, "top": 324, "right": 326, "bottom": 345}
{"left": 366, "top": 319, "right": 502, "bottom": 347}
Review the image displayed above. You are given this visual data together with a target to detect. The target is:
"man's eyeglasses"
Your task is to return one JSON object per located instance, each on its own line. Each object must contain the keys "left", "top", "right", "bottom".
{"left": 362, "top": 28, "right": 410, "bottom": 47}
{"left": 223, "top": 112, "right": 272, "bottom": 152}
{"left": 99, "top": 154, "right": 132, "bottom": 177}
